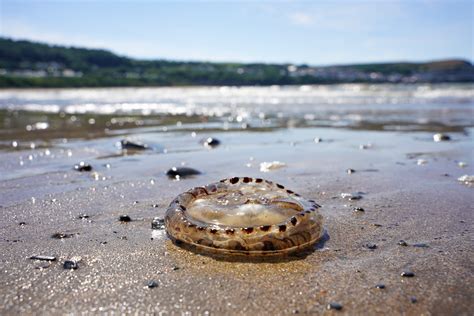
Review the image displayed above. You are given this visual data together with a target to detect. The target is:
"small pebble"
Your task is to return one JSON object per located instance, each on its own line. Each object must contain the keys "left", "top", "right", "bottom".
{"left": 346, "top": 168, "right": 355, "bottom": 174}
{"left": 119, "top": 215, "right": 132, "bottom": 222}
{"left": 398, "top": 240, "right": 408, "bottom": 246}
{"left": 314, "top": 137, "right": 322, "bottom": 143}
{"left": 63, "top": 260, "right": 78, "bottom": 270}
{"left": 365, "top": 243, "right": 377, "bottom": 250}
{"left": 74, "top": 162, "right": 92, "bottom": 172}
{"left": 353, "top": 207, "right": 365, "bottom": 213}
{"left": 51, "top": 232, "right": 75, "bottom": 239}
{"left": 30, "top": 255, "right": 56, "bottom": 261}
{"left": 401, "top": 271, "right": 415, "bottom": 277}
{"left": 417, "top": 159, "right": 427, "bottom": 166}
{"left": 433, "top": 133, "right": 450, "bottom": 142}
{"left": 147, "top": 280, "right": 159, "bottom": 288}
{"left": 77, "top": 214, "right": 89, "bottom": 219}
{"left": 410, "top": 296, "right": 417, "bottom": 303}
{"left": 19, "top": 222, "right": 26, "bottom": 226}
{"left": 327, "top": 302, "right": 343, "bottom": 311}
{"left": 259, "top": 161, "right": 286, "bottom": 172}
{"left": 375, "top": 284, "right": 385, "bottom": 289}
{"left": 413, "top": 243, "right": 429, "bottom": 248}
{"left": 152, "top": 204, "right": 159, "bottom": 208}
{"left": 120, "top": 139, "right": 148, "bottom": 150}
{"left": 152, "top": 217, "right": 165, "bottom": 230}
{"left": 201, "top": 137, "right": 221, "bottom": 147}
{"left": 458, "top": 175, "right": 474, "bottom": 184}
{"left": 341, "top": 193, "right": 362, "bottom": 201}
{"left": 172, "top": 266, "right": 180, "bottom": 271}
{"left": 166, "top": 167, "right": 201, "bottom": 179}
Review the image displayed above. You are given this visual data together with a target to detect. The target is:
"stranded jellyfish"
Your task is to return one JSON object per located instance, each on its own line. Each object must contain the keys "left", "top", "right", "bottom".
{"left": 164, "top": 177, "right": 324, "bottom": 256}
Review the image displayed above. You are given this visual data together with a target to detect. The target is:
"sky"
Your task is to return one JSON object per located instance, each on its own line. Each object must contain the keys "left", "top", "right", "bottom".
{"left": 0, "top": 0, "right": 472, "bottom": 65}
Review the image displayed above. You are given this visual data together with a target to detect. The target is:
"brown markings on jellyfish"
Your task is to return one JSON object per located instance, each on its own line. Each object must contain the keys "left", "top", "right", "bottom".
{"left": 291, "top": 217, "right": 298, "bottom": 226}
{"left": 262, "top": 241, "right": 276, "bottom": 251}
{"left": 163, "top": 178, "right": 324, "bottom": 257}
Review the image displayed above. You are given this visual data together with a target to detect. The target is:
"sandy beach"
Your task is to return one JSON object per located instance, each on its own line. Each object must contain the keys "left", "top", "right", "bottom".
{"left": 0, "top": 85, "right": 473, "bottom": 315}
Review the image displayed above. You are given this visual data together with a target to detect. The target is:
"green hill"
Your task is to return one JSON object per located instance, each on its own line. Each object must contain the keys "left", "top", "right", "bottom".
{"left": 0, "top": 37, "right": 472, "bottom": 87}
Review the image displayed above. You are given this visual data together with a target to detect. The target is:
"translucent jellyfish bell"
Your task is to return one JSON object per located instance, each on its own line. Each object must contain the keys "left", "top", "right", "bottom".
{"left": 164, "top": 177, "right": 324, "bottom": 257}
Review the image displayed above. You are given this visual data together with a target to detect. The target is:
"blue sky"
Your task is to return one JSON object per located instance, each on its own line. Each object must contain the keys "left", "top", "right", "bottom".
{"left": 0, "top": 0, "right": 472, "bottom": 65}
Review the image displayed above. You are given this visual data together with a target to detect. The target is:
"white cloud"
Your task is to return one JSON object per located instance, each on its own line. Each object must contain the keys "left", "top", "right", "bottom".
{"left": 288, "top": 12, "right": 314, "bottom": 26}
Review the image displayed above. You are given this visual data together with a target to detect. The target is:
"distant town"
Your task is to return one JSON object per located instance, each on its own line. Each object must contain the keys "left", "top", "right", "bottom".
{"left": 1, "top": 37, "right": 473, "bottom": 88}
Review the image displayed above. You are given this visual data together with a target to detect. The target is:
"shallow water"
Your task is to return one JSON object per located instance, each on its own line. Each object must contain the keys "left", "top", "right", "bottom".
{"left": 0, "top": 84, "right": 472, "bottom": 184}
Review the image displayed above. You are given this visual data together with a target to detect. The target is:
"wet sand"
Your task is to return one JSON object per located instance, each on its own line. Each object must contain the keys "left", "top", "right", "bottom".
{"left": 1, "top": 125, "right": 473, "bottom": 315}
{"left": 1, "top": 85, "right": 473, "bottom": 314}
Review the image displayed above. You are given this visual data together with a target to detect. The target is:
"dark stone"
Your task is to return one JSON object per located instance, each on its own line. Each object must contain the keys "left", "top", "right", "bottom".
{"left": 433, "top": 133, "right": 451, "bottom": 141}
{"left": 30, "top": 255, "right": 56, "bottom": 261}
{"left": 410, "top": 296, "right": 417, "bottom": 303}
{"left": 166, "top": 167, "right": 201, "bottom": 179}
{"left": 147, "top": 280, "right": 159, "bottom": 288}
{"left": 349, "top": 195, "right": 362, "bottom": 201}
{"left": 152, "top": 204, "right": 159, "bottom": 208}
{"left": 172, "top": 266, "right": 180, "bottom": 271}
{"left": 19, "top": 222, "right": 26, "bottom": 226}
{"left": 401, "top": 271, "right": 415, "bottom": 277}
{"left": 327, "top": 302, "right": 343, "bottom": 311}
{"left": 152, "top": 217, "right": 165, "bottom": 230}
{"left": 51, "top": 232, "right": 75, "bottom": 239}
{"left": 74, "top": 162, "right": 92, "bottom": 172}
{"left": 346, "top": 168, "right": 355, "bottom": 174}
{"left": 201, "top": 137, "right": 221, "bottom": 147}
{"left": 120, "top": 139, "right": 148, "bottom": 150}
{"left": 119, "top": 215, "right": 132, "bottom": 222}
{"left": 77, "top": 214, "right": 89, "bottom": 219}
{"left": 353, "top": 207, "right": 365, "bottom": 212}
{"left": 413, "top": 243, "right": 429, "bottom": 248}
{"left": 375, "top": 284, "right": 385, "bottom": 289}
{"left": 398, "top": 240, "right": 408, "bottom": 246}
{"left": 63, "top": 260, "right": 78, "bottom": 270}
{"left": 365, "top": 243, "right": 377, "bottom": 250}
